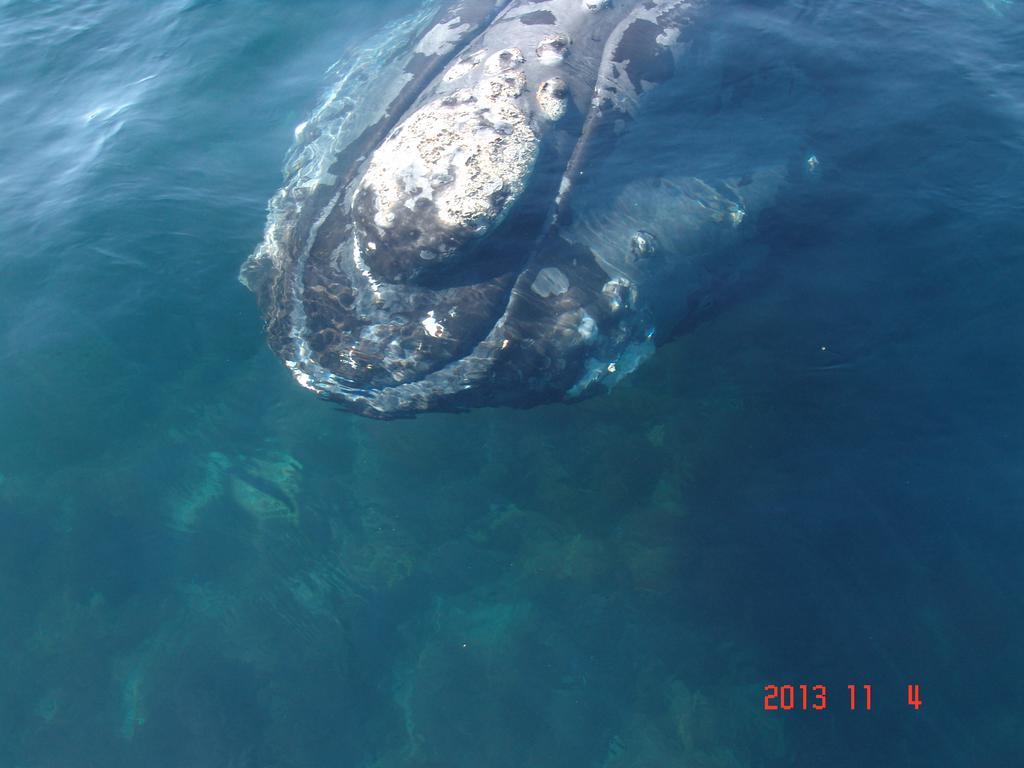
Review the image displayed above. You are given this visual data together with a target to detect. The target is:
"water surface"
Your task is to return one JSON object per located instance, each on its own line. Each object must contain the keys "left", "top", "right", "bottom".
{"left": 1, "top": 1, "right": 1022, "bottom": 765}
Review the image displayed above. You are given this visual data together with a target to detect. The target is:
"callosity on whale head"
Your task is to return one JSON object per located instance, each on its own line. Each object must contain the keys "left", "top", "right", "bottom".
{"left": 242, "top": 0, "right": 779, "bottom": 418}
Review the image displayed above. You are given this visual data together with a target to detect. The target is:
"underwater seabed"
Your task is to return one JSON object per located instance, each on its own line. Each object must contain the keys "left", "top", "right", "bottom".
{"left": 0, "top": 331, "right": 796, "bottom": 766}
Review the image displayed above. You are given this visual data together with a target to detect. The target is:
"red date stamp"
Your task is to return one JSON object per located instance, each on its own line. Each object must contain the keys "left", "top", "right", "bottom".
{"left": 763, "top": 684, "right": 922, "bottom": 711}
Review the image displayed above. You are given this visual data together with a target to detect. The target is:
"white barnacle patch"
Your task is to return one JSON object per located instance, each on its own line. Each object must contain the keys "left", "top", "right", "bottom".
{"left": 443, "top": 49, "right": 487, "bottom": 82}
{"left": 480, "top": 69, "right": 527, "bottom": 100}
{"left": 421, "top": 310, "right": 445, "bottom": 338}
{"left": 602, "top": 277, "right": 636, "bottom": 314}
{"left": 629, "top": 230, "right": 657, "bottom": 262}
{"left": 583, "top": 0, "right": 611, "bottom": 10}
{"left": 415, "top": 18, "right": 471, "bottom": 56}
{"left": 536, "top": 33, "right": 571, "bottom": 65}
{"left": 577, "top": 311, "right": 598, "bottom": 343}
{"left": 657, "top": 26, "right": 681, "bottom": 47}
{"left": 537, "top": 78, "right": 569, "bottom": 121}
{"left": 531, "top": 266, "right": 570, "bottom": 298}
{"left": 356, "top": 59, "right": 539, "bottom": 237}
{"left": 556, "top": 175, "right": 572, "bottom": 201}
{"left": 485, "top": 47, "right": 525, "bottom": 74}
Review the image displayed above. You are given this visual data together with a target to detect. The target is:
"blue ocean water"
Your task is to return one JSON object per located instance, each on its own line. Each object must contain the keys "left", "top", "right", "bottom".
{"left": 1, "top": 0, "right": 1023, "bottom": 765}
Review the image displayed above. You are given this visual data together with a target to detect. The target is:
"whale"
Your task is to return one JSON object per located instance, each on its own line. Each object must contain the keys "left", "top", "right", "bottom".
{"left": 242, "top": 0, "right": 783, "bottom": 418}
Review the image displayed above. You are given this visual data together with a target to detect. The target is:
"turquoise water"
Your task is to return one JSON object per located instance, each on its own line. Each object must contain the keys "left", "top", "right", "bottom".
{"left": 1, "top": 0, "right": 1023, "bottom": 765}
